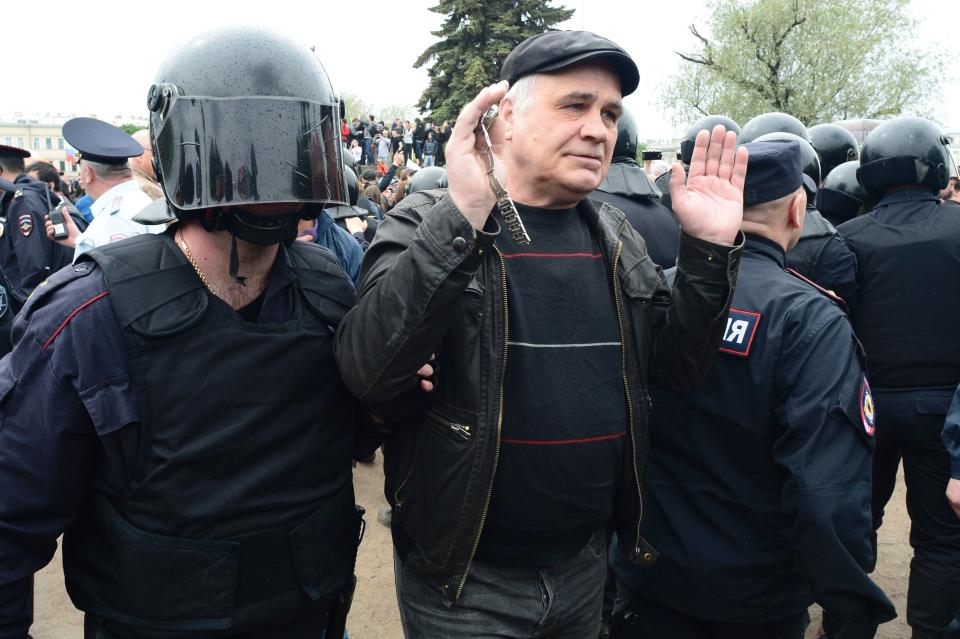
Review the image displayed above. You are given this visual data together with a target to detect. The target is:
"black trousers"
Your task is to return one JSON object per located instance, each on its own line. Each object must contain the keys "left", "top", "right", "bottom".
{"left": 610, "top": 585, "right": 805, "bottom": 639}
{"left": 872, "top": 388, "right": 960, "bottom": 638}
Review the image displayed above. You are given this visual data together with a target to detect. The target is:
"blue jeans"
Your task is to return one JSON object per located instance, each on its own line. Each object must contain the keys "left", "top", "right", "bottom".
{"left": 395, "top": 531, "right": 607, "bottom": 638}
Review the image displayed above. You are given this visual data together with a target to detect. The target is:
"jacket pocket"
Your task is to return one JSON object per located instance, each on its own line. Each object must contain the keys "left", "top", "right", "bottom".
{"left": 401, "top": 401, "right": 478, "bottom": 568}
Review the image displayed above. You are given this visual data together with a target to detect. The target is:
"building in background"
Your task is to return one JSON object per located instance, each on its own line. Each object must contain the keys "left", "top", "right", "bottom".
{"left": 0, "top": 112, "right": 148, "bottom": 179}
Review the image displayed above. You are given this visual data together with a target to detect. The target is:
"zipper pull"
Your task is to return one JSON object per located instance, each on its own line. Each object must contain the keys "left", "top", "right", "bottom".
{"left": 449, "top": 423, "right": 472, "bottom": 440}
{"left": 634, "top": 536, "right": 659, "bottom": 566}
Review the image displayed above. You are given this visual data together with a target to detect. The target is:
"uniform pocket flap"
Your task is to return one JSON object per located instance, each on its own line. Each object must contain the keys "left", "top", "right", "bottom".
{"left": 63, "top": 496, "right": 240, "bottom": 631}
{"left": 288, "top": 487, "right": 363, "bottom": 601}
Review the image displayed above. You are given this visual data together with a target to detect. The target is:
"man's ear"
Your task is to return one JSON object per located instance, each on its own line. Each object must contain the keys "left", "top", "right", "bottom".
{"left": 788, "top": 190, "right": 806, "bottom": 230}
{"left": 499, "top": 97, "right": 514, "bottom": 142}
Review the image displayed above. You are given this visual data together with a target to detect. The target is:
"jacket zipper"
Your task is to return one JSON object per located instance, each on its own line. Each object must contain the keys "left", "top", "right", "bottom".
{"left": 425, "top": 410, "right": 473, "bottom": 440}
{"left": 455, "top": 245, "right": 507, "bottom": 600}
{"left": 611, "top": 238, "right": 645, "bottom": 555}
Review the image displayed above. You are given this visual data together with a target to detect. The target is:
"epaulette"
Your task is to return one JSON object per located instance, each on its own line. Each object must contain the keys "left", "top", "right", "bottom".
{"left": 786, "top": 267, "right": 847, "bottom": 309}
{"left": 22, "top": 261, "right": 99, "bottom": 317}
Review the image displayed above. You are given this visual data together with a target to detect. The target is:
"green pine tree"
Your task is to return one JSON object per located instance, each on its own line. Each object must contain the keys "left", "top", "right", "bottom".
{"left": 415, "top": 0, "right": 574, "bottom": 123}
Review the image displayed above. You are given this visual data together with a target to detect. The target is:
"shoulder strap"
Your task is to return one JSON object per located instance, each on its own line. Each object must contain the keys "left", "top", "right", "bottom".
{"left": 285, "top": 241, "right": 355, "bottom": 328}
{"left": 82, "top": 233, "right": 208, "bottom": 337}
{"left": 786, "top": 267, "right": 847, "bottom": 309}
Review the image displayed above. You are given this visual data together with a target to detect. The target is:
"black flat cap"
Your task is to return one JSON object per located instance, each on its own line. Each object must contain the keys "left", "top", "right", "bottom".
{"left": 742, "top": 140, "right": 804, "bottom": 205}
{"left": 0, "top": 145, "right": 31, "bottom": 160}
{"left": 500, "top": 30, "right": 640, "bottom": 97}
{"left": 63, "top": 117, "right": 143, "bottom": 165}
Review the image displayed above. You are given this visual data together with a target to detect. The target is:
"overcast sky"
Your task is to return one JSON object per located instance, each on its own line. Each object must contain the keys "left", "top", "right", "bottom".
{"left": 3, "top": 0, "right": 958, "bottom": 140}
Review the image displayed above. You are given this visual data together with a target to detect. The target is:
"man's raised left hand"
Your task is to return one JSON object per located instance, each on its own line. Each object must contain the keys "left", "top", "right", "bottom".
{"left": 669, "top": 125, "right": 748, "bottom": 246}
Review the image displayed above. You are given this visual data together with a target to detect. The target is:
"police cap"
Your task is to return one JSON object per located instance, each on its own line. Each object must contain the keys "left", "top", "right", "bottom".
{"left": 0, "top": 145, "right": 31, "bottom": 161}
{"left": 500, "top": 30, "right": 640, "bottom": 97}
{"left": 62, "top": 117, "right": 143, "bottom": 165}
{"left": 741, "top": 140, "right": 810, "bottom": 205}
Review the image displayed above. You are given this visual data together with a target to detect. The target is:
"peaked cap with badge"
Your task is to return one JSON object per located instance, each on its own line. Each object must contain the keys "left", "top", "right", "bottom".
{"left": 62, "top": 117, "right": 143, "bottom": 166}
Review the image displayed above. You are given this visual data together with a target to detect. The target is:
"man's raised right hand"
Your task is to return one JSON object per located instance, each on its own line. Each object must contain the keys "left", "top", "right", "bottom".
{"left": 445, "top": 81, "right": 509, "bottom": 231}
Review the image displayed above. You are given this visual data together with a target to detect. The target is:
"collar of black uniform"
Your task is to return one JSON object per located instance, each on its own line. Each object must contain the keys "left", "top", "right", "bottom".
{"left": 876, "top": 187, "right": 939, "bottom": 207}
{"left": 743, "top": 232, "right": 786, "bottom": 266}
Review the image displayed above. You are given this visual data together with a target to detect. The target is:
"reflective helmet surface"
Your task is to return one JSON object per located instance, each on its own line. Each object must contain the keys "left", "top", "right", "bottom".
{"left": 409, "top": 166, "right": 448, "bottom": 193}
{"left": 753, "top": 131, "right": 822, "bottom": 185}
{"left": 816, "top": 160, "right": 871, "bottom": 225}
{"left": 614, "top": 110, "right": 639, "bottom": 161}
{"left": 342, "top": 143, "right": 358, "bottom": 173}
{"left": 857, "top": 116, "right": 951, "bottom": 195}
{"left": 809, "top": 123, "right": 859, "bottom": 180}
{"left": 680, "top": 115, "right": 741, "bottom": 165}
{"left": 148, "top": 26, "right": 347, "bottom": 217}
{"left": 344, "top": 164, "right": 360, "bottom": 206}
{"left": 739, "top": 112, "right": 809, "bottom": 144}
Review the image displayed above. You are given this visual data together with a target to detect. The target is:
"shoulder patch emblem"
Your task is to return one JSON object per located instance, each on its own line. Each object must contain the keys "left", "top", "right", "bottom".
{"left": 0, "top": 284, "right": 7, "bottom": 319}
{"left": 860, "top": 376, "right": 876, "bottom": 437}
{"left": 18, "top": 214, "right": 32, "bottom": 237}
{"left": 719, "top": 308, "right": 761, "bottom": 357}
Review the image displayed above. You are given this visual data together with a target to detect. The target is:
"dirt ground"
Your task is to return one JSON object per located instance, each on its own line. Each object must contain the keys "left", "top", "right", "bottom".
{"left": 32, "top": 460, "right": 913, "bottom": 638}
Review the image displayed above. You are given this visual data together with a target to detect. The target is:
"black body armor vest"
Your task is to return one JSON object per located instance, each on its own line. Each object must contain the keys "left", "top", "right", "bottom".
{"left": 62, "top": 233, "right": 362, "bottom": 636}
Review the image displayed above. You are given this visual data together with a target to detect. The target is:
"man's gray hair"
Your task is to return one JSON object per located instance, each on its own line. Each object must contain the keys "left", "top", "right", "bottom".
{"left": 503, "top": 74, "right": 538, "bottom": 115}
{"left": 82, "top": 159, "right": 132, "bottom": 180}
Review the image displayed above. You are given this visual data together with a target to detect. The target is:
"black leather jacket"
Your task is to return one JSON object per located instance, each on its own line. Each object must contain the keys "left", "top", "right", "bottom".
{"left": 335, "top": 190, "right": 742, "bottom": 603}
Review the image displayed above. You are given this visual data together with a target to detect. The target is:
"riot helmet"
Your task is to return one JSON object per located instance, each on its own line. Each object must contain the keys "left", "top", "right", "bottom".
{"left": 327, "top": 164, "right": 367, "bottom": 219}
{"left": 753, "top": 131, "right": 822, "bottom": 186}
{"left": 147, "top": 26, "right": 347, "bottom": 247}
{"left": 816, "top": 160, "right": 871, "bottom": 226}
{"left": 680, "top": 115, "right": 741, "bottom": 166}
{"left": 809, "top": 123, "right": 859, "bottom": 179}
{"left": 739, "top": 112, "right": 809, "bottom": 144}
{"left": 857, "top": 116, "right": 951, "bottom": 195}
{"left": 614, "top": 110, "right": 639, "bottom": 161}
{"left": 409, "top": 166, "right": 448, "bottom": 193}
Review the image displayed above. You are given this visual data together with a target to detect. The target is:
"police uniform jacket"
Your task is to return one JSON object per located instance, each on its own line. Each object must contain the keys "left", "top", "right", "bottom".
{"left": 0, "top": 231, "right": 379, "bottom": 637}
{"left": 611, "top": 234, "right": 895, "bottom": 631}
{"left": 0, "top": 174, "right": 73, "bottom": 303}
{"left": 838, "top": 188, "right": 960, "bottom": 389}
{"left": 73, "top": 179, "right": 161, "bottom": 260}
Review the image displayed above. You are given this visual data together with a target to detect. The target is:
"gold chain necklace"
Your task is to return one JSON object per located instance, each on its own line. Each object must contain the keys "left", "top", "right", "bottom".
{"left": 177, "top": 226, "right": 221, "bottom": 298}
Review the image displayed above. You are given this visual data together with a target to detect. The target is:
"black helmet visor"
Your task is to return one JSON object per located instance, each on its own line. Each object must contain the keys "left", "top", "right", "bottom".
{"left": 154, "top": 94, "right": 347, "bottom": 215}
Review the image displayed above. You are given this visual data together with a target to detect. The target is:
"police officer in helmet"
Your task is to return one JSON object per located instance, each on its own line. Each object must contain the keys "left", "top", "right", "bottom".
{"left": 592, "top": 108, "right": 680, "bottom": 268}
{"left": 839, "top": 115, "right": 960, "bottom": 639}
{"left": 809, "top": 123, "right": 859, "bottom": 180}
{"left": 0, "top": 26, "right": 430, "bottom": 638}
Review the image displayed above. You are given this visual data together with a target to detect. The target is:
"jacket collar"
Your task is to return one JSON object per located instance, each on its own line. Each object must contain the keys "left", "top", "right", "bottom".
{"left": 743, "top": 233, "right": 786, "bottom": 267}
{"left": 875, "top": 188, "right": 938, "bottom": 207}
